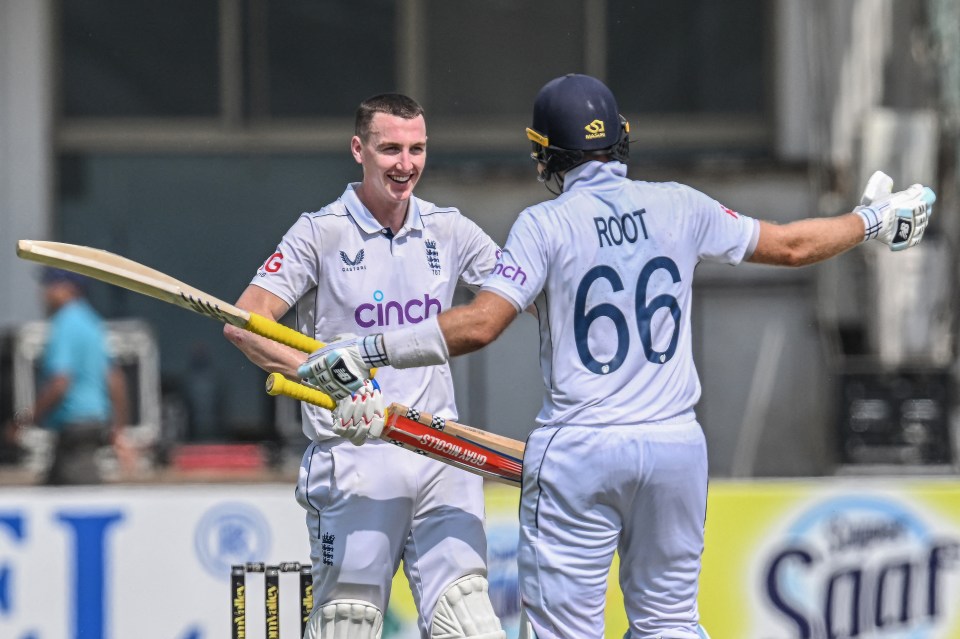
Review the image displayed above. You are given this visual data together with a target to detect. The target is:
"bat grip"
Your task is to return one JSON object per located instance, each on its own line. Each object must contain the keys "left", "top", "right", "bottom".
{"left": 265, "top": 373, "right": 336, "bottom": 411}
{"left": 246, "top": 313, "right": 378, "bottom": 377}
{"left": 246, "top": 313, "right": 323, "bottom": 353}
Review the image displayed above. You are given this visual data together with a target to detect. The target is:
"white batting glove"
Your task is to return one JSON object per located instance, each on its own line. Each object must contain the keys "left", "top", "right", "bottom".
{"left": 856, "top": 170, "right": 894, "bottom": 208}
{"left": 297, "top": 334, "right": 374, "bottom": 400}
{"left": 332, "top": 379, "right": 385, "bottom": 446}
{"left": 856, "top": 183, "right": 936, "bottom": 251}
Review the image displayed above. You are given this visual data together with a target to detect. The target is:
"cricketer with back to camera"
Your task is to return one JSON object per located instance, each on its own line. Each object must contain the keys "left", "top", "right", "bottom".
{"left": 224, "top": 93, "right": 508, "bottom": 639}
{"left": 300, "top": 74, "right": 936, "bottom": 639}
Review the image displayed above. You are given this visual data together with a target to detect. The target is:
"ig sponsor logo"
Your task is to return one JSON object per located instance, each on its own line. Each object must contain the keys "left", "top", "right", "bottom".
{"left": 761, "top": 496, "right": 960, "bottom": 638}
{"left": 260, "top": 251, "right": 283, "bottom": 275}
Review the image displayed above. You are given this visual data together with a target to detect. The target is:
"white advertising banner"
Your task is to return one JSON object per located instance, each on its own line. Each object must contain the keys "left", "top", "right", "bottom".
{"left": 0, "top": 483, "right": 310, "bottom": 639}
{"left": 4, "top": 479, "right": 959, "bottom": 638}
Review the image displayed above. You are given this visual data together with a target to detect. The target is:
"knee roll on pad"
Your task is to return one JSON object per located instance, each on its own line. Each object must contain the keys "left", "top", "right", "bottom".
{"left": 431, "top": 575, "right": 506, "bottom": 639}
{"left": 302, "top": 599, "right": 383, "bottom": 639}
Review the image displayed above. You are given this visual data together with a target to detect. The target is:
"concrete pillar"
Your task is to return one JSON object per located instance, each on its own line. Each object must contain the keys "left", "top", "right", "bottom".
{"left": 0, "top": 0, "right": 53, "bottom": 328}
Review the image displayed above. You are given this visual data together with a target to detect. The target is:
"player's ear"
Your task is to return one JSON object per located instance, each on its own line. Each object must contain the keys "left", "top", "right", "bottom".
{"left": 350, "top": 136, "right": 363, "bottom": 164}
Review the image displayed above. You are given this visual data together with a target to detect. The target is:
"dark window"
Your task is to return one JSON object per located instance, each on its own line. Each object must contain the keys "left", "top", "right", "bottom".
{"left": 607, "top": 0, "right": 768, "bottom": 114}
{"left": 60, "top": 0, "right": 220, "bottom": 117}
{"left": 254, "top": 0, "right": 397, "bottom": 118}
{"left": 424, "top": 0, "right": 585, "bottom": 116}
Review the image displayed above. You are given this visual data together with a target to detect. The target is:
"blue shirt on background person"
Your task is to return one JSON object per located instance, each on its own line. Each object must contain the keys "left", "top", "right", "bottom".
{"left": 6, "top": 267, "right": 132, "bottom": 484}
{"left": 41, "top": 297, "right": 113, "bottom": 431}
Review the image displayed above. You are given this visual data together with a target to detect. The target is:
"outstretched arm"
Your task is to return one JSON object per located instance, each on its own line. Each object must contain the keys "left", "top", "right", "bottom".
{"left": 437, "top": 290, "right": 519, "bottom": 357}
{"left": 749, "top": 174, "right": 935, "bottom": 267}
{"left": 748, "top": 215, "right": 865, "bottom": 267}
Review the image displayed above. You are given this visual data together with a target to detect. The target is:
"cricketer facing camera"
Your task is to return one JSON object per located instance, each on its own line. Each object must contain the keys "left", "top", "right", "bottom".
{"left": 225, "top": 94, "right": 505, "bottom": 639}
{"left": 301, "top": 74, "right": 936, "bottom": 638}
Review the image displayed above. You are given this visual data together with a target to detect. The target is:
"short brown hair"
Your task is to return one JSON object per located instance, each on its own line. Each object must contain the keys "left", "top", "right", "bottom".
{"left": 355, "top": 94, "right": 425, "bottom": 142}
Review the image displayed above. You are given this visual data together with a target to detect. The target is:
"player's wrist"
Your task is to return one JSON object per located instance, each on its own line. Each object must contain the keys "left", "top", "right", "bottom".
{"left": 357, "top": 334, "right": 389, "bottom": 368}
{"left": 855, "top": 205, "right": 884, "bottom": 242}
{"left": 381, "top": 316, "right": 449, "bottom": 369}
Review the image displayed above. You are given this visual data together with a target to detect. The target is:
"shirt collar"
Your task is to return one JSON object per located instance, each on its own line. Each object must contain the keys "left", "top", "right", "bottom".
{"left": 340, "top": 183, "right": 424, "bottom": 237}
{"left": 562, "top": 160, "right": 628, "bottom": 192}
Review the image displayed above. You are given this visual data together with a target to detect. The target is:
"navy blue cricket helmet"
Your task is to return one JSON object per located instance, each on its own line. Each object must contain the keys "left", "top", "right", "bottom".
{"left": 525, "top": 74, "right": 630, "bottom": 184}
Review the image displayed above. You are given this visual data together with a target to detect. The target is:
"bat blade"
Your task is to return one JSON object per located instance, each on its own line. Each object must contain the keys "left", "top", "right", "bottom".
{"left": 384, "top": 410, "right": 523, "bottom": 485}
{"left": 386, "top": 403, "right": 525, "bottom": 461}
{"left": 265, "top": 374, "right": 524, "bottom": 485}
{"left": 16, "top": 239, "right": 322, "bottom": 353}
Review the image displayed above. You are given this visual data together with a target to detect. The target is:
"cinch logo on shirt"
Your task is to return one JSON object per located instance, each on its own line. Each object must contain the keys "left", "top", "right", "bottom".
{"left": 584, "top": 119, "right": 607, "bottom": 140}
{"left": 354, "top": 290, "right": 442, "bottom": 328}
{"left": 492, "top": 262, "right": 527, "bottom": 286}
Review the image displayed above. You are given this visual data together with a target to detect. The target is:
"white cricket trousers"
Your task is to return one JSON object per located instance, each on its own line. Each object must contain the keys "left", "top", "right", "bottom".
{"left": 518, "top": 420, "right": 707, "bottom": 639}
{"left": 296, "top": 438, "right": 490, "bottom": 637}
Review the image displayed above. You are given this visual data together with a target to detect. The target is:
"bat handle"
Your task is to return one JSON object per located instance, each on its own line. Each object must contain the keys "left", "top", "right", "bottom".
{"left": 264, "top": 373, "right": 389, "bottom": 422}
{"left": 246, "top": 314, "right": 378, "bottom": 377}
{"left": 245, "top": 313, "right": 324, "bottom": 353}
{"left": 265, "top": 373, "right": 336, "bottom": 411}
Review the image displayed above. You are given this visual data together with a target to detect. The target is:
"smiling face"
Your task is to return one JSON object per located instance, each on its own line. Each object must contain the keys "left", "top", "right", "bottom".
{"left": 351, "top": 112, "right": 427, "bottom": 222}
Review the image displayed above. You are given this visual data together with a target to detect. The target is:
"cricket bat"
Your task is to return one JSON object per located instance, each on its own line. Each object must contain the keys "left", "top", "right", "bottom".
{"left": 265, "top": 373, "right": 524, "bottom": 485}
{"left": 16, "top": 239, "right": 518, "bottom": 482}
{"left": 16, "top": 239, "right": 323, "bottom": 353}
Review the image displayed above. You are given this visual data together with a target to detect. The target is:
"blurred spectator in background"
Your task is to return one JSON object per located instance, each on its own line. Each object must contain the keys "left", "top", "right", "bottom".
{"left": 4, "top": 267, "right": 133, "bottom": 484}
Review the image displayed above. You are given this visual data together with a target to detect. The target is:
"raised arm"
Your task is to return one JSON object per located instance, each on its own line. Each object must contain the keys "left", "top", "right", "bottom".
{"left": 749, "top": 174, "right": 935, "bottom": 267}
{"left": 748, "top": 215, "right": 865, "bottom": 267}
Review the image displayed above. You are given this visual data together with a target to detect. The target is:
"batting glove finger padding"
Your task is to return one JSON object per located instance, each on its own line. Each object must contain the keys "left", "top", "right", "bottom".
{"left": 857, "top": 170, "right": 894, "bottom": 208}
{"left": 856, "top": 183, "right": 936, "bottom": 251}
{"left": 331, "top": 379, "right": 385, "bottom": 446}
{"left": 297, "top": 333, "right": 373, "bottom": 400}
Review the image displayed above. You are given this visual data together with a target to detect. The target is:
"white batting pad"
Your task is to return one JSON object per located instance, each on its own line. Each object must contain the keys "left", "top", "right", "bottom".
{"left": 303, "top": 599, "right": 383, "bottom": 639}
{"left": 431, "top": 575, "right": 506, "bottom": 639}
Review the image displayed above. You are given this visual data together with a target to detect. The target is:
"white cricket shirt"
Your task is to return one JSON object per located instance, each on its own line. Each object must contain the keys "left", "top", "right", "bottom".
{"left": 482, "top": 161, "right": 759, "bottom": 427}
{"left": 251, "top": 183, "right": 499, "bottom": 440}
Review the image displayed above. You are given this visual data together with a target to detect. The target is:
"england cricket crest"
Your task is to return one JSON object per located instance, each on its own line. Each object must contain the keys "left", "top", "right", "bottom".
{"left": 425, "top": 240, "right": 441, "bottom": 275}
